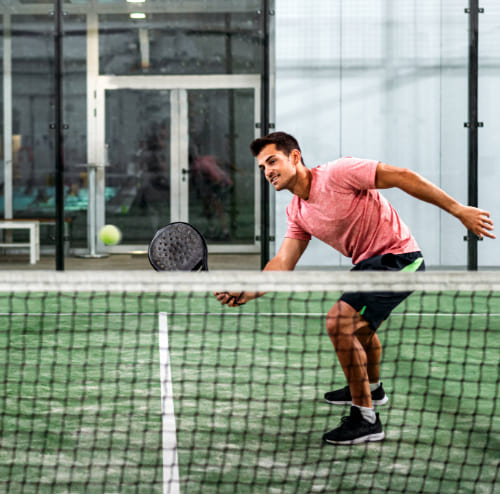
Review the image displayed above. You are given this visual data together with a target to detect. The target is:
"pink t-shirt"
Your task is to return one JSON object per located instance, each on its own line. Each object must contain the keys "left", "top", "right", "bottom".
{"left": 285, "top": 157, "right": 420, "bottom": 264}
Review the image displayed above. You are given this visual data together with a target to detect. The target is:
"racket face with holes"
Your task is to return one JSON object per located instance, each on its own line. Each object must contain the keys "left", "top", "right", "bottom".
{"left": 148, "top": 222, "right": 208, "bottom": 271}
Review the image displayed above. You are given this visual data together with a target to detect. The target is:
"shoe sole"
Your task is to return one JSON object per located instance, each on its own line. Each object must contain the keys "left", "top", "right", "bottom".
{"left": 323, "top": 431, "right": 385, "bottom": 445}
{"left": 324, "top": 395, "right": 389, "bottom": 406}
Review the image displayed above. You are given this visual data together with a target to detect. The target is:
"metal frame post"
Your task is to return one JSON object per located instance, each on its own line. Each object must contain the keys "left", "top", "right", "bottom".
{"left": 260, "top": 0, "right": 272, "bottom": 269}
{"left": 54, "top": 0, "right": 65, "bottom": 270}
{"left": 465, "top": 0, "right": 482, "bottom": 270}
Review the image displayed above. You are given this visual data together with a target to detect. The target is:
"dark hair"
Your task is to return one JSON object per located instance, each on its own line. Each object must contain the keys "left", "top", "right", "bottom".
{"left": 250, "top": 131, "right": 305, "bottom": 165}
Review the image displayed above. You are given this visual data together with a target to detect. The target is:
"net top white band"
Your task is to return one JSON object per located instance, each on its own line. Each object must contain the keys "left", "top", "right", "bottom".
{"left": 0, "top": 270, "right": 500, "bottom": 293}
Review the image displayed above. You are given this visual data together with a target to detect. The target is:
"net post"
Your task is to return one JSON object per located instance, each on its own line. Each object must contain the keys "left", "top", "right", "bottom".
{"left": 158, "top": 312, "right": 180, "bottom": 494}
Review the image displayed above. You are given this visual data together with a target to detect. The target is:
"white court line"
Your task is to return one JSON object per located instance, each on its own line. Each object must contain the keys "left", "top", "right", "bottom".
{"left": 158, "top": 312, "right": 180, "bottom": 494}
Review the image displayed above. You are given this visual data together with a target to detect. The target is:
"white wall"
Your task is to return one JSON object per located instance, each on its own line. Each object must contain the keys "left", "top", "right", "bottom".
{"left": 274, "top": 0, "right": 500, "bottom": 268}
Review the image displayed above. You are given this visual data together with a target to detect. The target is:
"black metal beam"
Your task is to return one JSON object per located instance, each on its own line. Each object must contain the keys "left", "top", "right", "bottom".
{"left": 260, "top": 0, "right": 271, "bottom": 269}
{"left": 466, "top": 0, "right": 480, "bottom": 270}
{"left": 54, "top": 0, "right": 65, "bottom": 270}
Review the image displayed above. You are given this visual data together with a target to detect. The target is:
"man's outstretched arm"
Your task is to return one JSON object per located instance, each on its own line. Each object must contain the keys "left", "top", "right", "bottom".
{"left": 375, "top": 162, "right": 495, "bottom": 240}
{"left": 214, "top": 237, "right": 309, "bottom": 307}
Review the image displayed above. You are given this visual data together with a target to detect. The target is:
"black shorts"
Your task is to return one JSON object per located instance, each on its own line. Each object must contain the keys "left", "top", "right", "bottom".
{"left": 340, "top": 251, "right": 425, "bottom": 331}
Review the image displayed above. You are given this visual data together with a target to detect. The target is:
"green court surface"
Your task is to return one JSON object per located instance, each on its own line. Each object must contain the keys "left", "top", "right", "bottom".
{"left": 0, "top": 291, "right": 498, "bottom": 493}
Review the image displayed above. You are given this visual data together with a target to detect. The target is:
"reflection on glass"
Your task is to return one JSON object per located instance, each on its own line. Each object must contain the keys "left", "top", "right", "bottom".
{"left": 3, "top": 14, "right": 88, "bottom": 244}
{"left": 1, "top": 5, "right": 262, "bottom": 251}
{"left": 188, "top": 89, "right": 254, "bottom": 244}
{"left": 99, "top": 11, "right": 262, "bottom": 76}
{"left": 9, "top": 15, "right": 54, "bottom": 216}
{"left": 0, "top": 19, "right": 3, "bottom": 198}
{"left": 105, "top": 90, "right": 171, "bottom": 243}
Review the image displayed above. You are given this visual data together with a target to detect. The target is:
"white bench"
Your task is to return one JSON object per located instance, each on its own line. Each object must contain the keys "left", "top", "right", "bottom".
{"left": 0, "top": 220, "right": 40, "bottom": 264}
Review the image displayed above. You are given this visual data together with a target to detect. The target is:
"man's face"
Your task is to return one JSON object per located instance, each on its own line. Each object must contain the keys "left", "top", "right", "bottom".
{"left": 256, "top": 144, "right": 299, "bottom": 191}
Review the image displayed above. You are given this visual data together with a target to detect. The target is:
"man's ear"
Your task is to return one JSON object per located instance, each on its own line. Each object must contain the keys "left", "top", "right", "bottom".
{"left": 290, "top": 149, "right": 302, "bottom": 166}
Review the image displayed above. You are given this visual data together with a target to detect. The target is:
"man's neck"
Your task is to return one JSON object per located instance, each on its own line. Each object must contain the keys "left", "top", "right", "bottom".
{"left": 290, "top": 164, "right": 312, "bottom": 200}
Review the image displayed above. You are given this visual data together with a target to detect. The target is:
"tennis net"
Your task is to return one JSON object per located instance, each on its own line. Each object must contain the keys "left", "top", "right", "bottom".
{"left": 0, "top": 270, "right": 498, "bottom": 494}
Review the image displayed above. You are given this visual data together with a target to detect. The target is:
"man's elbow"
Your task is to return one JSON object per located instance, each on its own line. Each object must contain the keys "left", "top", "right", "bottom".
{"left": 264, "top": 256, "right": 295, "bottom": 271}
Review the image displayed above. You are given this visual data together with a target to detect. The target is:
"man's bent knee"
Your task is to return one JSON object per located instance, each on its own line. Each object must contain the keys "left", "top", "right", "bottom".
{"left": 326, "top": 301, "right": 369, "bottom": 342}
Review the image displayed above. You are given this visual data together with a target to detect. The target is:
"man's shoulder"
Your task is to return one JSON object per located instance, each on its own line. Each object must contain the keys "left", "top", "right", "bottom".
{"left": 314, "top": 157, "right": 359, "bottom": 172}
{"left": 315, "top": 157, "right": 379, "bottom": 190}
{"left": 312, "top": 160, "right": 340, "bottom": 175}
{"left": 312, "top": 158, "right": 351, "bottom": 180}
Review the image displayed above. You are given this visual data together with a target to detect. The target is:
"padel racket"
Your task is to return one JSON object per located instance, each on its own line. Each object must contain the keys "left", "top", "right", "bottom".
{"left": 148, "top": 222, "right": 208, "bottom": 271}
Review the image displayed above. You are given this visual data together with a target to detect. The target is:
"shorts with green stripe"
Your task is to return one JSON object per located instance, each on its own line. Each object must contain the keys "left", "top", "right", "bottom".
{"left": 340, "top": 251, "right": 425, "bottom": 331}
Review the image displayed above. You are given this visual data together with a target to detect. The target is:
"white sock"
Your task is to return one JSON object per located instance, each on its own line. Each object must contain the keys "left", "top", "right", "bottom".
{"left": 354, "top": 405, "right": 376, "bottom": 424}
{"left": 369, "top": 381, "right": 381, "bottom": 392}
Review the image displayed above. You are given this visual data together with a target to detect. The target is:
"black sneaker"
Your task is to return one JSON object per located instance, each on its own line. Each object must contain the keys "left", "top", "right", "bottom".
{"left": 322, "top": 406, "right": 385, "bottom": 445}
{"left": 324, "top": 383, "right": 388, "bottom": 406}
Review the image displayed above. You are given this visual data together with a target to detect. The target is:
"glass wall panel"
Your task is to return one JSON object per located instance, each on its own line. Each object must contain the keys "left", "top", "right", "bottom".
{"left": 0, "top": 16, "right": 3, "bottom": 208}
{"left": 478, "top": 0, "right": 500, "bottom": 267}
{"left": 1, "top": 2, "right": 264, "bottom": 255}
{"left": 187, "top": 88, "right": 255, "bottom": 244}
{"left": 101, "top": 86, "right": 257, "bottom": 246}
{"left": 3, "top": 13, "right": 87, "bottom": 248}
{"left": 93, "top": 4, "right": 263, "bottom": 249}
{"left": 99, "top": 11, "right": 262, "bottom": 75}
{"left": 274, "top": 0, "right": 494, "bottom": 268}
{"left": 9, "top": 14, "right": 54, "bottom": 225}
{"left": 104, "top": 89, "right": 172, "bottom": 242}
{"left": 61, "top": 14, "right": 87, "bottom": 247}
{"left": 438, "top": 2, "right": 468, "bottom": 266}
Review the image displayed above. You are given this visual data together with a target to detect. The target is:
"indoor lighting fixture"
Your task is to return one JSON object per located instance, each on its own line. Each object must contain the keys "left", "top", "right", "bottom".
{"left": 130, "top": 12, "right": 146, "bottom": 19}
{"left": 126, "top": 0, "right": 146, "bottom": 3}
